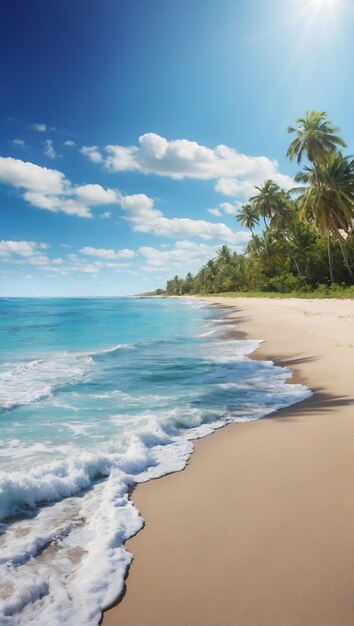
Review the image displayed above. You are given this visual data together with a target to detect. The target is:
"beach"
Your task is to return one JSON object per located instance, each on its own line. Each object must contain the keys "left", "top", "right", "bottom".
{"left": 103, "top": 296, "right": 354, "bottom": 626}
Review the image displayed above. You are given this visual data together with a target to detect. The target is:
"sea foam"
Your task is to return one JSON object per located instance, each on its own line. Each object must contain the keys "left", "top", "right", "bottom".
{"left": 0, "top": 344, "right": 133, "bottom": 410}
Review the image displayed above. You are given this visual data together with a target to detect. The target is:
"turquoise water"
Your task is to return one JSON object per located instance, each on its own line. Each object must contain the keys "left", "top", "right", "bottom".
{"left": 0, "top": 297, "right": 311, "bottom": 626}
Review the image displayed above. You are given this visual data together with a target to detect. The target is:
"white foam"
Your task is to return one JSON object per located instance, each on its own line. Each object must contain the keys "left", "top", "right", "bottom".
{"left": 93, "top": 343, "right": 135, "bottom": 356}
{"left": 0, "top": 344, "right": 133, "bottom": 410}
{"left": 0, "top": 354, "right": 93, "bottom": 410}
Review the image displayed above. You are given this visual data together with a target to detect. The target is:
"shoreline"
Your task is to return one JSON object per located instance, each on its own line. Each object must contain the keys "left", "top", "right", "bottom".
{"left": 103, "top": 296, "right": 354, "bottom": 626}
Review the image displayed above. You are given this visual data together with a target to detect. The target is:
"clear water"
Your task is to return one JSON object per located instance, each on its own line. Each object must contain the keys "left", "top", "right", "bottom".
{"left": 0, "top": 297, "right": 311, "bottom": 625}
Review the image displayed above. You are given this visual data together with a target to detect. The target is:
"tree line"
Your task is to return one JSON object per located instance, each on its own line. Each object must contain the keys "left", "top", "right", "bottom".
{"left": 164, "top": 111, "right": 354, "bottom": 296}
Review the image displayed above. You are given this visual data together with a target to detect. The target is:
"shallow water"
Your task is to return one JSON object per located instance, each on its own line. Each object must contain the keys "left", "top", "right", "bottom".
{"left": 0, "top": 297, "right": 311, "bottom": 625}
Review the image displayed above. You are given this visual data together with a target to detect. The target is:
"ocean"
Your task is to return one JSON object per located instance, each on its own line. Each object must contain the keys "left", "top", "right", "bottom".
{"left": 0, "top": 297, "right": 311, "bottom": 625}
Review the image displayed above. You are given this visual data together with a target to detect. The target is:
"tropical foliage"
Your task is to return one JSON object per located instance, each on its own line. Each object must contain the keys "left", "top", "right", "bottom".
{"left": 165, "top": 111, "right": 354, "bottom": 296}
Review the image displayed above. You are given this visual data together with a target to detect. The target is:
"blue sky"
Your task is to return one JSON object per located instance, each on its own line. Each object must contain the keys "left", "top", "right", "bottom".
{"left": 1, "top": 0, "right": 353, "bottom": 296}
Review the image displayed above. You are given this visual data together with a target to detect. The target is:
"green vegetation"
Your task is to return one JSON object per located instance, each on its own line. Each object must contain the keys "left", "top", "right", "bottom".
{"left": 164, "top": 111, "right": 354, "bottom": 297}
{"left": 197, "top": 286, "right": 354, "bottom": 299}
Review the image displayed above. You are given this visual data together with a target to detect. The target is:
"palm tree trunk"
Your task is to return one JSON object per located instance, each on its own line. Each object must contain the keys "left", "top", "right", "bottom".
{"left": 333, "top": 225, "right": 354, "bottom": 280}
{"left": 294, "top": 257, "right": 301, "bottom": 275}
{"left": 287, "top": 244, "right": 301, "bottom": 275}
{"left": 327, "top": 236, "right": 334, "bottom": 284}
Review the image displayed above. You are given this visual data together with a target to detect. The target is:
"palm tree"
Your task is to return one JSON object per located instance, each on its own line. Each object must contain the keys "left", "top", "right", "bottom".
{"left": 206, "top": 259, "right": 217, "bottom": 276}
{"left": 247, "top": 231, "right": 286, "bottom": 277}
{"left": 184, "top": 272, "right": 194, "bottom": 294}
{"left": 295, "top": 152, "right": 354, "bottom": 280}
{"left": 194, "top": 267, "right": 210, "bottom": 294}
{"left": 216, "top": 245, "right": 232, "bottom": 267}
{"left": 287, "top": 110, "right": 346, "bottom": 166}
{"left": 285, "top": 219, "right": 319, "bottom": 278}
{"left": 236, "top": 203, "right": 258, "bottom": 237}
{"left": 250, "top": 180, "right": 285, "bottom": 229}
{"left": 168, "top": 275, "right": 184, "bottom": 295}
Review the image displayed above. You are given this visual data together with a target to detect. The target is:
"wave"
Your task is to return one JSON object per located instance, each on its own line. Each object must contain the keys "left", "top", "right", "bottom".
{"left": 0, "top": 344, "right": 134, "bottom": 410}
{"left": 0, "top": 353, "right": 93, "bottom": 410}
{"left": 0, "top": 356, "right": 312, "bottom": 626}
{"left": 92, "top": 343, "right": 135, "bottom": 356}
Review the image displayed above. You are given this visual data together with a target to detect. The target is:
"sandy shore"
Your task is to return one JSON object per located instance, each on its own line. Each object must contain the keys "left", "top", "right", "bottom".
{"left": 103, "top": 297, "right": 354, "bottom": 626}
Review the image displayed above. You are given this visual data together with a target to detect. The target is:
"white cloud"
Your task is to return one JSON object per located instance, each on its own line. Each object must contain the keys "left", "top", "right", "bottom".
{"left": 82, "top": 133, "right": 292, "bottom": 198}
{"left": 66, "top": 255, "right": 100, "bottom": 274}
{"left": 32, "top": 123, "right": 47, "bottom": 132}
{"left": 0, "top": 156, "right": 67, "bottom": 193}
{"left": 80, "top": 246, "right": 135, "bottom": 260}
{"left": 80, "top": 146, "right": 103, "bottom": 164}
{"left": 75, "top": 184, "right": 118, "bottom": 205}
{"left": 139, "top": 240, "right": 246, "bottom": 274}
{"left": 63, "top": 140, "right": 76, "bottom": 146}
{"left": 215, "top": 177, "right": 255, "bottom": 199}
{"left": 12, "top": 139, "right": 25, "bottom": 147}
{"left": 208, "top": 201, "right": 245, "bottom": 217}
{"left": 0, "top": 240, "right": 132, "bottom": 279}
{"left": 0, "top": 240, "right": 61, "bottom": 270}
{"left": 0, "top": 156, "right": 119, "bottom": 218}
{"left": 215, "top": 173, "right": 292, "bottom": 199}
{"left": 0, "top": 240, "right": 48, "bottom": 258}
{"left": 220, "top": 201, "right": 243, "bottom": 214}
{"left": 105, "top": 145, "right": 140, "bottom": 171}
{"left": 207, "top": 208, "right": 222, "bottom": 217}
{"left": 66, "top": 253, "right": 130, "bottom": 275}
{"left": 118, "top": 193, "right": 249, "bottom": 243}
{"left": 100, "top": 211, "right": 112, "bottom": 219}
{"left": 43, "top": 139, "right": 60, "bottom": 159}
{"left": 80, "top": 133, "right": 293, "bottom": 206}
{"left": 22, "top": 192, "right": 93, "bottom": 218}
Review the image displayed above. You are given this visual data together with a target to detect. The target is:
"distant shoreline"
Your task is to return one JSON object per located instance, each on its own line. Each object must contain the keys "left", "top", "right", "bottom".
{"left": 103, "top": 296, "right": 354, "bottom": 625}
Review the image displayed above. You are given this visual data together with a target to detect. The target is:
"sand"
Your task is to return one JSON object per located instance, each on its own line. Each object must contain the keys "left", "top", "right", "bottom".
{"left": 103, "top": 297, "right": 354, "bottom": 626}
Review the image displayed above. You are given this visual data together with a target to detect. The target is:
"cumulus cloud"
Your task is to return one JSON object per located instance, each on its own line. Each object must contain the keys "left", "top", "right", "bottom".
{"left": 43, "top": 139, "right": 60, "bottom": 159}
{"left": 22, "top": 192, "right": 93, "bottom": 218}
{"left": 215, "top": 172, "right": 293, "bottom": 200}
{"left": 81, "top": 133, "right": 293, "bottom": 202}
{"left": 0, "top": 155, "right": 246, "bottom": 234}
{"left": 63, "top": 140, "right": 76, "bottom": 146}
{"left": 220, "top": 201, "right": 243, "bottom": 214}
{"left": 118, "top": 193, "right": 249, "bottom": 243}
{"left": 0, "top": 240, "right": 48, "bottom": 259}
{"left": 12, "top": 139, "right": 25, "bottom": 147}
{"left": 207, "top": 208, "right": 222, "bottom": 217}
{"left": 80, "top": 145, "right": 103, "bottom": 163}
{"left": 139, "top": 240, "right": 246, "bottom": 273}
{"left": 208, "top": 201, "right": 243, "bottom": 217}
{"left": 105, "top": 145, "right": 139, "bottom": 171}
{"left": 80, "top": 132, "right": 294, "bottom": 209}
{"left": 0, "top": 240, "right": 63, "bottom": 271}
{"left": 80, "top": 246, "right": 135, "bottom": 260}
{"left": 0, "top": 155, "right": 119, "bottom": 218}
{"left": 0, "top": 240, "right": 132, "bottom": 278}
{"left": 0, "top": 156, "right": 67, "bottom": 194}
{"left": 75, "top": 184, "right": 118, "bottom": 205}
{"left": 100, "top": 211, "right": 112, "bottom": 219}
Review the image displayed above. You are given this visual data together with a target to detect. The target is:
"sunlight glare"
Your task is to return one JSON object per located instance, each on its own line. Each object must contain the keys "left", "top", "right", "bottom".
{"left": 309, "top": 0, "right": 340, "bottom": 14}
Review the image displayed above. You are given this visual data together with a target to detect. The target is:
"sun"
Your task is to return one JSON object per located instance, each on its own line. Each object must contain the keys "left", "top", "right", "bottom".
{"left": 307, "top": 0, "right": 342, "bottom": 21}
